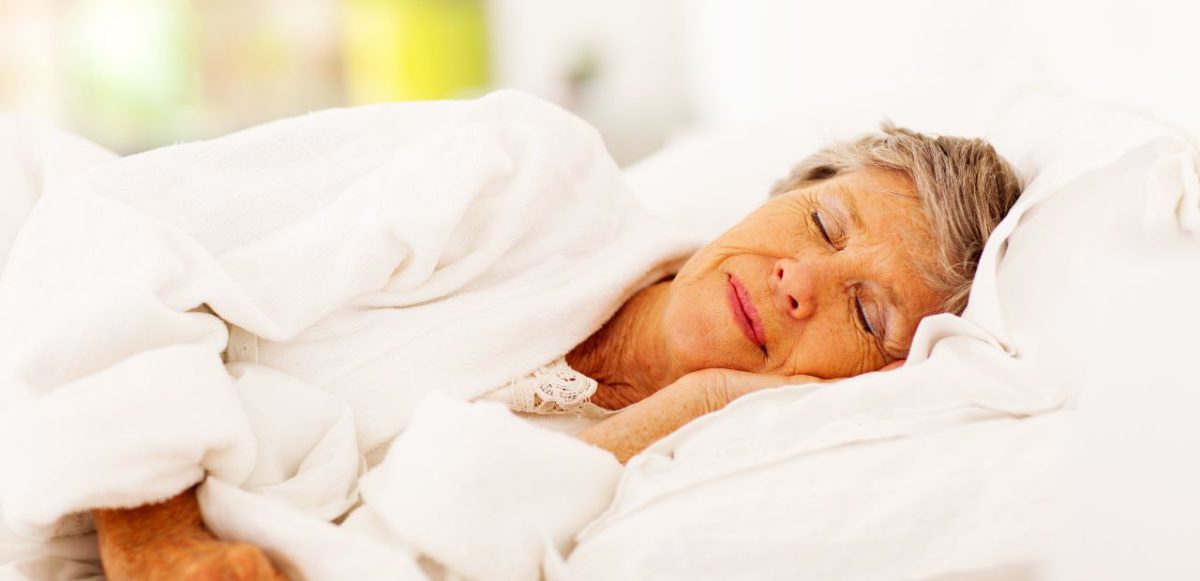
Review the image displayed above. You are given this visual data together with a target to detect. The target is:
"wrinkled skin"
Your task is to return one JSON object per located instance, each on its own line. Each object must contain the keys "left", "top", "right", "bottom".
{"left": 662, "top": 167, "right": 944, "bottom": 379}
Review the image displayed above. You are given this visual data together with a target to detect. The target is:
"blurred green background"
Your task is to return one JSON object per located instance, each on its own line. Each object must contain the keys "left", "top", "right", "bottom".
{"left": 1, "top": 0, "right": 688, "bottom": 163}
{"left": 4, "top": 0, "right": 494, "bottom": 153}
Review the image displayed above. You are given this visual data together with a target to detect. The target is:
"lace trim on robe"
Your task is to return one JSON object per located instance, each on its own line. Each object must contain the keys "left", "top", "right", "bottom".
{"left": 494, "top": 357, "right": 614, "bottom": 418}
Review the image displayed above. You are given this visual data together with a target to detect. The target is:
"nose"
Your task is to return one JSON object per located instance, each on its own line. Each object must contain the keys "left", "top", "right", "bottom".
{"left": 773, "top": 258, "right": 820, "bottom": 321}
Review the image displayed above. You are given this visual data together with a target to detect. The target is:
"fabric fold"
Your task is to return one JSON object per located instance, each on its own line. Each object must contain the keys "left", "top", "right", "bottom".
{"left": 358, "top": 395, "right": 622, "bottom": 581}
{"left": 0, "top": 91, "right": 692, "bottom": 578}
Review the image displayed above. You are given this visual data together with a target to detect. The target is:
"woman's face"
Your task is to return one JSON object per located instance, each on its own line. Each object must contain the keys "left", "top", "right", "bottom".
{"left": 662, "top": 167, "right": 947, "bottom": 379}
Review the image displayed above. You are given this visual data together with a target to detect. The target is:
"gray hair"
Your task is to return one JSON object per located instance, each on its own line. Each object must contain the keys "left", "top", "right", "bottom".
{"left": 770, "top": 122, "right": 1022, "bottom": 315}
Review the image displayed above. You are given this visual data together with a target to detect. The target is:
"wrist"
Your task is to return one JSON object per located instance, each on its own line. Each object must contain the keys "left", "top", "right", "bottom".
{"left": 576, "top": 376, "right": 713, "bottom": 463}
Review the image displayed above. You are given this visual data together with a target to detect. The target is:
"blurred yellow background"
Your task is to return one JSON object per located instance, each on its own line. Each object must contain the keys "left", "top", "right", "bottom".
{"left": 2, "top": 0, "right": 486, "bottom": 152}
{"left": 0, "top": 0, "right": 690, "bottom": 163}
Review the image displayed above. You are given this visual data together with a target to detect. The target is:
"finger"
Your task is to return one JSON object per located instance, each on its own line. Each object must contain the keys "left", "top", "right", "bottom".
{"left": 695, "top": 370, "right": 823, "bottom": 411}
{"left": 785, "top": 375, "right": 829, "bottom": 386}
{"left": 721, "top": 373, "right": 793, "bottom": 397}
{"left": 880, "top": 359, "right": 907, "bottom": 371}
{"left": 714, "top": 371, "right": 810, "bottom": 400}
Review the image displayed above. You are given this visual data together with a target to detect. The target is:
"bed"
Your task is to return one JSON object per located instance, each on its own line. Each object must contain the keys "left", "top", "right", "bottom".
{"left": 1, "top": 83, "right": 1198, "bottom": 580}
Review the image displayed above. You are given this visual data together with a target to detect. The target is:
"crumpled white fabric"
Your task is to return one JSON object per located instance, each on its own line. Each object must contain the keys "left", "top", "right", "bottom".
{"left": 194, "top": 395, "right": 622, "bottom": 581}
{"left": 0, "top": 115, "right": 118, "bottom": 275}
{"left": 0, "top": 91, "right": 692, "bottom": 579}
{"left": 349, "top": 394, "right": 622, "bottom": 581}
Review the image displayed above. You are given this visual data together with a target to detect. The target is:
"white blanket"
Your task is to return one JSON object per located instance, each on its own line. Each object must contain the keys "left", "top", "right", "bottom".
{"left": 0, "top": 91, "right": 694, "bottom": 579}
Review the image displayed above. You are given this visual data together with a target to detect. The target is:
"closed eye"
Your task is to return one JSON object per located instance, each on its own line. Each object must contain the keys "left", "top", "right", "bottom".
{"left": 811, "top": 211, "right": 833, "bottom": 246}
{"left": 854, "top": 296, "right": 876, "bottom": 336}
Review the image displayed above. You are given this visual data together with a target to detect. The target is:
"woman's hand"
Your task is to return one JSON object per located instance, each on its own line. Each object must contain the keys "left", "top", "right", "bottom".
{"left": 577, "top": 360, "right": 905, "bottom": 463}
{"left": 681, "top": 368, "right": 828, "bottom": 413}
{"left": 576, "top": 369, "right": 823, "bottom": 463}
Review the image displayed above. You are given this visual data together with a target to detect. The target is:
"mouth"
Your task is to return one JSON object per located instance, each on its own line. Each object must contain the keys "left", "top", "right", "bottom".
{"left": 726, "top": 274, "right": 767, "bottom": 350}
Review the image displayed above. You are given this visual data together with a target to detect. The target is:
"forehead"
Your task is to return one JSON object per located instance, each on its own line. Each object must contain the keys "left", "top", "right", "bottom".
{"left": 822, "top": 168, "right": 918, "bottom": 217}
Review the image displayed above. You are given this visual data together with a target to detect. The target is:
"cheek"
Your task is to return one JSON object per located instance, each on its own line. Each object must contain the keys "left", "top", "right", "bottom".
{"left": 661, "top": 278, "right": 762, "bottom": 373}
{"left": 673, "top": 243, "right": 732, "bottom": 285}
{"left": 772, "top": 323, "right": 880, "bottom": 379}
{"left": 678, "top": 209, "right": 797, "bottom": 280}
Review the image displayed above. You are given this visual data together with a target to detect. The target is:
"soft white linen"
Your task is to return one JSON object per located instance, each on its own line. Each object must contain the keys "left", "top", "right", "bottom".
{"left": 0, "top": 91, "right": 692, "bottom": 579}
{"left": 568, "top": 90, "right": 1200, "bottom": 580}
{"left": 197, "top": 395, "right": 623, "bottom": 581}
{"left": 0, "top": 115, "right": 120, "bottom": 581}
{"left": 0, "top": 115, "right": 117, "bottom": 274}
{"left": 351, "top": 394, "right": 622, "bottom": 581}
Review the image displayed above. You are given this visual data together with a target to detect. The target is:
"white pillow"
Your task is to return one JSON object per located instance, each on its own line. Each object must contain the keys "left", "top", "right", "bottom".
{"left": 566, "top": 90, "right": 1200, "bottom": 580}
{"left": 623, "top": 72, "right": 1034, "bottom": 243}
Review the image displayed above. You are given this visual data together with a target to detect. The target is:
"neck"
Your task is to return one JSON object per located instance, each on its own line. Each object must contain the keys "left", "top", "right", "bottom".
{"left": 566, "top": 281, "right": 683, "bottom": 409}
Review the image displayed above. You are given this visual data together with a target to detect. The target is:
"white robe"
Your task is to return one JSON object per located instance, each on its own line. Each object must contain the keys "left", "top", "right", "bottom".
{"left": 0, "top": 91, "right": 695, "bottom": 580}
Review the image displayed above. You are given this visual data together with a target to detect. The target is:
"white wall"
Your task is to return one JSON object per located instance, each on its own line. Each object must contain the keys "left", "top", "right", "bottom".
{"left": 682, "top": 0, "right": 1005, "bottom": 126}
{"left": 487, "top": 0, "right": 691, "bottom": 164}
{"left": 488, "top": 0, "right": 1200, "bottom": 163}
{"left": 681, "top": 0, "right": 1200, "bottom": 139}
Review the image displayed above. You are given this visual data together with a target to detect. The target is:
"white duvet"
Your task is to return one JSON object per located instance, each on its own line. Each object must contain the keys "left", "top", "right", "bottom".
{"left": 0, "top": 91, "right": 693, "bottom": 580}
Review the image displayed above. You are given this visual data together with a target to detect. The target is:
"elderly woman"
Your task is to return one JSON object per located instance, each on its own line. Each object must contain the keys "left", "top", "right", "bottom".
{"left": 0, "top": 93, "right": 1019, "bottom": 580}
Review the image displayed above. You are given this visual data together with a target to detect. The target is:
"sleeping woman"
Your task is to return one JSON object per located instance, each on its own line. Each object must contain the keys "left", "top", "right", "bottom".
{"left": 0, "top": 92, "right": 1020, "bottom": 580}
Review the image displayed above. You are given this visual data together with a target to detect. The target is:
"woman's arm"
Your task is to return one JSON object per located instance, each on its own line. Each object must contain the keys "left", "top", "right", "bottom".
{"left": 93, "top": 487, "right": 285, "bottom": 581}
{"left": 577, "top": 369, "right": 821, "bottom": 463}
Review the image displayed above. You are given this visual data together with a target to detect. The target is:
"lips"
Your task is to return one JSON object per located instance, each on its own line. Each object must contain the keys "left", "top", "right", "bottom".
{"left": 726, "top": 274, "right": 767, "bottom": 349}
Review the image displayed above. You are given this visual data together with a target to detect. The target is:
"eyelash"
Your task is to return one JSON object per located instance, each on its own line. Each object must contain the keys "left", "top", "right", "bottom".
{"left": 854, "top": 295, "right": 876, "bottom": 336}
{"left": 811, "top": 211, "right": 834, "bottom": 245}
